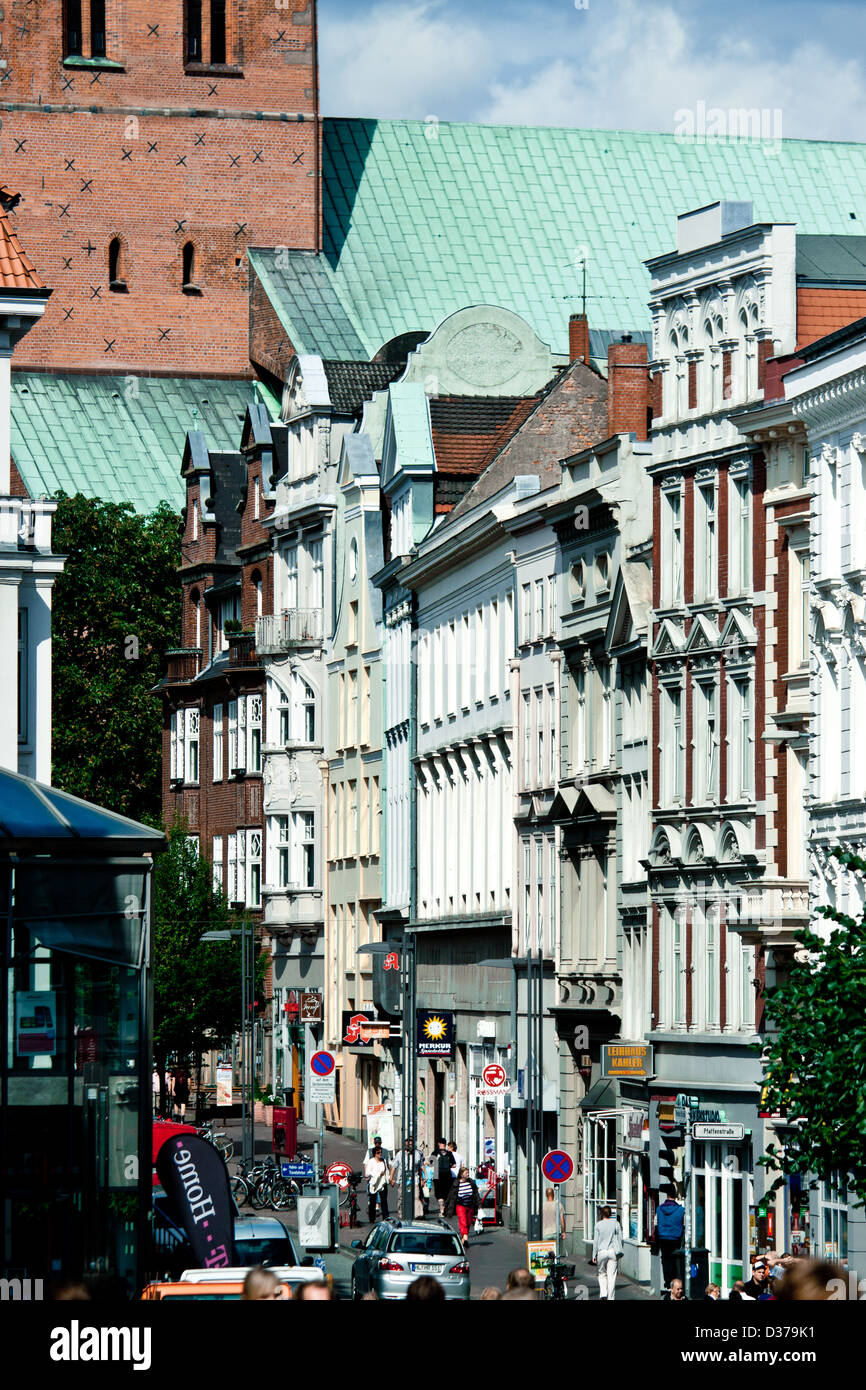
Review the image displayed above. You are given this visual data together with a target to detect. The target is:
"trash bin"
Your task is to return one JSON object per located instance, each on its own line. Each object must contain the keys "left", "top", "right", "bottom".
{"left": 689, "top": 1247, "right": 710, "bottom": 1299}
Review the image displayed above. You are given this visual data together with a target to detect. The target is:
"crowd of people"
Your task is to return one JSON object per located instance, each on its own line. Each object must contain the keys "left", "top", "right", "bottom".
{"left": 241, "top": 1264, "right": 546, "bottom": 1301}
{"left": 361, "top": 1134, "right": 489, "bottom": 1239}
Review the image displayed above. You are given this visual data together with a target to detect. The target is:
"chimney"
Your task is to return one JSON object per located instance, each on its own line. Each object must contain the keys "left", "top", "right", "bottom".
{"left": 569, "top": 313, "right": 590, "bottom": 364}
{"left": 607, "top": 335, "right": 650, "bottom": 440}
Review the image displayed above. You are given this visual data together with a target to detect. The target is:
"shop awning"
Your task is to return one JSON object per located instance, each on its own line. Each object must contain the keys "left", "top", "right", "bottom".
{"left": 0, "top": 767, "right": 165, "bottom": 853}
{"left": 580, "top": 1077, "right": 619, "bottom": 1112}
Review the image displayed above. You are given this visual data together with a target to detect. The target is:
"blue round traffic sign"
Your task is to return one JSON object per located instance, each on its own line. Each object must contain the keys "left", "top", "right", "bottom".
{"left": 541, "top": 1149, "right": 574, "bottom": 1184}
{"left": 310, "top": 1050, "right": 335, "bottom": 1077}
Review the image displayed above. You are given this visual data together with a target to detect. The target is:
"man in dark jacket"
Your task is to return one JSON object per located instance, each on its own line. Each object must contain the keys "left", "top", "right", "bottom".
{"left": 654, "top": 1195, "right": 685, "bottom": 1289}
{"left": 742, "top": 1259, "right": 773, "bottom": 1299}
{"left": 432, "top": 1138, "right": 453, "bottom": 1216}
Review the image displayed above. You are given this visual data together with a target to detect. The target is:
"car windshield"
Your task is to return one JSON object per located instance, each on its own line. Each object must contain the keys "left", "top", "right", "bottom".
{"left": 235, "top": 1238, "right": 295, "bottom": 1266}
{"left": 389, "top": 1233, "right": 463, "bottom": 1256}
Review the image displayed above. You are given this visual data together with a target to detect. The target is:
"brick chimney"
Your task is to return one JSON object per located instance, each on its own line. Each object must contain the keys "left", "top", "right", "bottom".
{"left": 607, "top": 335, "right": 650, "bottom": 440}
{"left": 569, "top": 313, "right": 590, "bottom": 364}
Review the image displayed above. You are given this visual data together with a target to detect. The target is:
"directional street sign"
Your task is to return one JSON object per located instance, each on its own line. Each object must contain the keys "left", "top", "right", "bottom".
{"left": 692, "top": 1121, "right": 745, "bottom": 1142}
{"left": 324, "top": 1161, "right": 354, "bottom": 1189}
{"left": 308, "top": 1049, "right": 336, "bottom": 1104}
{"left": 281, "top": 1160, "right": 315, "bottom": 1181}
{"left": 673, "top": 1106, "right": 689, "bottom": 1125}
{"left": 541, "top": 1149, "right": 574, "bottom": 1184}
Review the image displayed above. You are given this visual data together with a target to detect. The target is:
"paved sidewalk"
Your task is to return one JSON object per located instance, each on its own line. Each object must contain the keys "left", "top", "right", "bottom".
{"left": 222, "top": 1115, "right": 653, "bottom": 1300}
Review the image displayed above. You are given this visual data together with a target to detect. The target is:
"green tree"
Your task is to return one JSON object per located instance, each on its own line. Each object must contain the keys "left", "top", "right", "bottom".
{"left": 51, "top": 493, "right": 181, "bottom": 823}
{"left": 152, "top": 821, "right": 247, "bottom": 1116}
{"left": 759, "top": 846, "right": 866, "bottom": 1205}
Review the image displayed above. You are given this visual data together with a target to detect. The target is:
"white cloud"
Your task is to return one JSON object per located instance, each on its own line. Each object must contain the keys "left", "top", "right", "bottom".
{"left": 320, "top": 0, "right": 866, "bottom": 141}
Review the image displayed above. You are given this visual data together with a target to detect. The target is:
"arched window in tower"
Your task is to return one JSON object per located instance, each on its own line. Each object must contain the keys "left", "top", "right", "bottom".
{"left": 108, "top": 238, "right": 127, "bottom": 292}
{"left": 64, "top": 0, "right": 83, "bottom": 57}
{"left": 182, "top": 242, "right": 201, "bottom": 294}
{"left": 90, "top": 0, "right": 106, "bottom": 58}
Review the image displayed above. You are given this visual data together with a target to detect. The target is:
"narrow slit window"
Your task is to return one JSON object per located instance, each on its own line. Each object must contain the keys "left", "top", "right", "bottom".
{"left": 108, "top": 238, "right": 127, "bottom": 291}
{"left": 210, "top": 0, "right": 227, "bottom": 64}
{"left": 182, "top": 242, "right": 200, "bottom": 292}
{"left": 65, "top": 0, "right": 83, "bottom": 56}
{"left": 187, "top": 0, "right": 203, "bottom": 61}
{"left": 90, "top": 0, "right": 107, "bottom": 58}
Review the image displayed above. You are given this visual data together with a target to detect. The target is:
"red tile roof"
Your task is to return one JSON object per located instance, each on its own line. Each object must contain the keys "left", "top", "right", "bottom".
{"left": 796, "top": 287, "right": 866, "bottom": 349}
{"left": 430, "top": 395, "right": 539, "bottom": 476}
{"left": 0, "top": 188, "right": 45, "bottom": 291}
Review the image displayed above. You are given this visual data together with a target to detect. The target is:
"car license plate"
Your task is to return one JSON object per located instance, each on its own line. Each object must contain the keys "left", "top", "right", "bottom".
{"left": 409, "top": 1263, "right": 441, "bottom": 1274}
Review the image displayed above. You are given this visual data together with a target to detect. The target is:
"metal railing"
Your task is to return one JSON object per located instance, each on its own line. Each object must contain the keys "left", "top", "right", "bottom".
{"left": 255, "top": 608, "right": 324, "bottom": 652}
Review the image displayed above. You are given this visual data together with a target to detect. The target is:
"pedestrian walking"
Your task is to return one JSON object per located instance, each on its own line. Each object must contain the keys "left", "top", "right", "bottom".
{"left": 447, "top": 1140, "right": 464, "bottom": 1176}
{"left": 432, "top": 1137, "right": 453, "bottom": 1216}
{"left": 152, "top": 1068, "right": 160, "bottom": 1118}
{"left": 363, "top": 1144, "right": 390, "bottom": 1224}
{"left": 363, "top": 1133, "right": 392, "bottom": 1168}
{"left": 590, "top": 1204, "right": 624, "bottom": 1300}
{"left": 542, "top": 1187, "right": 566, "bottom": 1242}
{"left": 444, "top": 1166, "right": 480, "bottom": 1242}
{"left": 653, "top": 1193, "right": 685, "bottom": 1289}
{"left": 171, "top": 1066, "right": 190, "bottom": 1121}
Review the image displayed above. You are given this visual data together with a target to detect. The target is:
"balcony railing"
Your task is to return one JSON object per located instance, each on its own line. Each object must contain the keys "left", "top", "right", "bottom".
{"left": 164, "top": 648, "right": 202, "bottom": 682}
{"left": 255, "top": 608, "right": 324, "bottom": 653}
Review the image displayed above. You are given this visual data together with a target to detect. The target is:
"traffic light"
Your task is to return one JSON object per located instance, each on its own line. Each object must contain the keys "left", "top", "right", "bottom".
{"left": 655, "top": 1125, "right": 684, "bottom": 1195}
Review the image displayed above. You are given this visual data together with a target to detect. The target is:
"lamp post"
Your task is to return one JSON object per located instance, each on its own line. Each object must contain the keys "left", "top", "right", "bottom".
{"left": 202, "top": 920, "right": 255, "bottom": 1167}
{"left": 357, "top": 936, "right": 416, "bottom": 1219}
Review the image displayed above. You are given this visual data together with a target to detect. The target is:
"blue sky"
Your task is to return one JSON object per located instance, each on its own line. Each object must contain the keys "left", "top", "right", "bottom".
{"left": 319, "top": 0, "right": 866, "bottom": 140}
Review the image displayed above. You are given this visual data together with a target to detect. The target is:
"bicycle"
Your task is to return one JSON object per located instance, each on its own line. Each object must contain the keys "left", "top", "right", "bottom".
{"left": 229, "top": 1156, "right": 274, "bottom": 1208}
{"left": 252, "top": 1157, "right": 300, "bottom": 1211}
{"left": 198, "top": 1120, "right": 234, "bottom": 1162}
{"left": 542, "top": 1251, "right": 575, "bottom": 1300}
{"left": 342, "top": 1171, "right": 362, "bottom": 1227}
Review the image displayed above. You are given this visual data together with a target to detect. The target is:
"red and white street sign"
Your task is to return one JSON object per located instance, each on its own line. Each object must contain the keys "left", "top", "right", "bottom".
{"left": 482, "top": 1063, "right": 507, "bottom": 1090}
{"left": 324, "top": 1161, "right": 354, "bottom": 1189}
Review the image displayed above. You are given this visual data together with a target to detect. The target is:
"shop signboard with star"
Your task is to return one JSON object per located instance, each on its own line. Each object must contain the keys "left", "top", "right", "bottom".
{"left": 416, "top": 1009, "right": 455, "bottom": 1058}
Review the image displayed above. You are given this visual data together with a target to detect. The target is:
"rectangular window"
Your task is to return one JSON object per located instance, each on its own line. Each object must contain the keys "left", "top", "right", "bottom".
{"left": 474, "top": 607, "right": 485, "bottom": 704}
{"left": 212, "top": 702, "right": 224, "bottom": 782}
{"left": 523, "top": 840, "right": 532, "bottom": 953}
{"left": 227, "top": 832, "right": 238, "bottom": 904}
{"left": 489, "top": 600, "right": 500, "bottom": 701}
{"left": 536, "top": 839, "right": 544, "bottom": 954}
{"left": 361, "top": 665, "right": 371, "bottom": 745}
{"left": 210, "top": 0, "right": 227, "bottom": 64}
{"left": 247, "top": 693, "right": 262, "bottom": 773}
{"left": 523, "top": 692, "right": 532, "bottom": 790}
{"left": 547, "top": 574, "right": 557, "bottom": 636}
{"left": 695, "top": 480, "right": 717, "bottom": 601}
{"left": 285, "top": 545, "right": 298, "bottom": 610}
{"left": 522, "top": 584, "right": 532, "bottom": 644}
{"left": 349, "top": 780, "right": 358, "bottom": 856}
{"left": 461, "top": 613, "right": 471, "bottom": 709}
{"left": 447, "top": 621, "right": 458, "bottom": 713}
{"left": 548, "top": 838, "right": 557, "bottom": 957}
{"left": 728, "top": 676, "right": 753, "bottom": 800}
{"left": 18, "top": 609, "right": 28, "bottom": 745}
{"left": 672, "top": 906, "right": 686, "bottom": 1028}
{"left": 547, "top": 684, "right": 557, "bottom": 785}
{"left": 246, "top": 828, "right": 261, "bottom": 908}
{"left": 534, "top": 580, "right": 544, "bottom": 642}
{"left": 661, "top": 684, "right": 684, "bottom": 805}
{"left": 705, "top": 904, "right": 719, "bottom": 1030}
{"left": 274, "top": 814, "right": 290, "bottom": 887}
{"left": 722, "top": 350, "right": 732, "bottom": 400}
{"left": 372, "top": 776, "right": 381, "bottom": 855}
{"left": 688, "top": 359, "right": 698, "bottom": 410}
{"left": 662, "top": 485, "right": 684, "bottom": 606}
{"left": 185, "top": 708, "right": 200, "bottom": 784}
{"left": 296, "top": 811, "right": 315, "bottom": 887}
{"left": 729, "top": 473, "right": 752, "bottom": 594}
{"left": 211, "top": 836, "right": 223, "bottom": 895}
{"left": 90, "top": 0, "right": 106, "bottom": 59}
{"left": 186, "top": 0, "right": 203, "bottom": 60}
{"left": 65, "top": 0, "right": 83, "bottom": 55}
{"left": 348, "top": 669, "right": 358, "bottom": 746}
{"left": 228, "top": 699, "right": 238, "bottom": 771}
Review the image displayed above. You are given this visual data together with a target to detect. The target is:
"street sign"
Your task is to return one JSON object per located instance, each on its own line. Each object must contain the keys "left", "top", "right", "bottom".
{"left": 673, "top": 1106, "right": 689, "bottom": 1125}
{"left": 482, "top": 1062, "right": 507, "bottom": 1090}
{"left": 692, "top": 1121, "right": 745, "bottom": 1142}
{"left": 308, "top": 1050, "right": 336, "bottom": 1104}
{"left": 300, "top": 992, "right": 322, "bottom": 1024}
{"left": 310, "top": 1050, "right": 335, "bottom": 1077}
{"left": 297, "top": 1193, "right": 333, "bottom": 1250}
{"left": 676, "top": 1093, "right": 699, "bottom": 1108}
{"left": 324, "top": 1161, "right": 353, "bottom": 1189}
{"left": 281, "top": 1160, "right": 315, "bottom": 1181}
{"left": 541, "top": 1149, "right": 574, "bottom": 1184}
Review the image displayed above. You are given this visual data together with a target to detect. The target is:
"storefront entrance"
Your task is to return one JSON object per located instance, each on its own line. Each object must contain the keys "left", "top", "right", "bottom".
{"left": 691, "top": 1141, "right": 752, "bottom": 1289}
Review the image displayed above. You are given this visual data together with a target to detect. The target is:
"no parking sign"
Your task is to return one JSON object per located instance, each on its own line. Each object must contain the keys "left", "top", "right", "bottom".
{"left": 308, "top": 1049, "right": 336, "bottom": 1104}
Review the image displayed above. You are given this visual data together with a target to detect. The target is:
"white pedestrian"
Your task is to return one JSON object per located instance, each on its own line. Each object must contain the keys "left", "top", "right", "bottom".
{"left": 591, "top": 1204, "right": 624, "bottom": 1300}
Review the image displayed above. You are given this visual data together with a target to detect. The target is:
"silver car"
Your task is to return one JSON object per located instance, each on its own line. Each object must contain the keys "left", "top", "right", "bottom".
{"left": 350, "top": 1219, "right": 470, "bottom": 1300}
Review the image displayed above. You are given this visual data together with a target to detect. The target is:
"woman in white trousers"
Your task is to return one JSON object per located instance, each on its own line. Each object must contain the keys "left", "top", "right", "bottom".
{"left": 591, "top": 1205, "right": 624, "bottom": 1299}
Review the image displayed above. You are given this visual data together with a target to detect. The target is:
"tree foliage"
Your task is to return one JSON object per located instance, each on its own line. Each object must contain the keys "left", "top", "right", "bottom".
{"left": 51, "top": 493, "right": 181, "bottom": 823}
{"left": 152, "top": 821, "right": 242, "bottom": 1070}
{"left": 760, "top": 846, "right": 866, "bottom": 1204}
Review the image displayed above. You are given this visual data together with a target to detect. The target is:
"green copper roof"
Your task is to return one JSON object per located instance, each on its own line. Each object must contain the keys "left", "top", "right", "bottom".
{"left": 262, "top": 118, "right": 866, "bottom": 360}
{"left": 388, "top": 383, "right": 435, "bottom": 473}
{"left": 11, "top": 373, "right": 274, "bottom": 512}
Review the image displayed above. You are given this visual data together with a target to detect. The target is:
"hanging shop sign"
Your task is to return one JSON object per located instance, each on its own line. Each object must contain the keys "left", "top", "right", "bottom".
{"left": 416, "top": 1009, "right": 455, "bottom": 1058}
{"left": 601, "top": 1042, "right": 653, "bottom": 1078}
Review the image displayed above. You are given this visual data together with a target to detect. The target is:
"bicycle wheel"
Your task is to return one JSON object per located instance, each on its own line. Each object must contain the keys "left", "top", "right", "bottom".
{"left": 230, "top": 1174, "right": 249, "bottom": 1206}
{"left": 272, "top": 1179, "right": 299, "bottom": 1212}
{"left": 251, "top": 1178, "right": 271, "bottom": 1209}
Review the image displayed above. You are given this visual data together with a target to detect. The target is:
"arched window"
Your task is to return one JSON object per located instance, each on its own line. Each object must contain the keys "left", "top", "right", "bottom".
{"left": 108, "top": 237, "right": 127, "bottom": 292}
{"left": 182, "top": 242, "right": 201, "bottom": 294}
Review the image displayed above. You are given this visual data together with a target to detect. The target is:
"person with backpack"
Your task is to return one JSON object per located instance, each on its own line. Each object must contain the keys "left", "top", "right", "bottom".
{"left": 433, "top": 1137, "right": 454, "bottom": 1216}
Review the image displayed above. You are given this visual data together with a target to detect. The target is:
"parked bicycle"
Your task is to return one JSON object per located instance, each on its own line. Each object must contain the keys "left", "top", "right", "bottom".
{"left": 198, "top": 1120, "right": 234, "bottom": 1162}
{"left": 251, "top": 1156, "right": 301, "bottom": 1211}
{"left": 341, "top": 1170, "right": 363, "bottom": 1227}
{"left": 542, "top": 1251, "right": 575, "bottom": 1300}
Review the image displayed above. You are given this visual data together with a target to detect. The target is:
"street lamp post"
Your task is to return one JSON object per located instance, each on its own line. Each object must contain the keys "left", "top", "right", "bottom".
{"left": 202, "top": 920, "right": 255, "bottom": 1166}
{"left": 357, "top": 935, "right": 417, "bottom": 1220}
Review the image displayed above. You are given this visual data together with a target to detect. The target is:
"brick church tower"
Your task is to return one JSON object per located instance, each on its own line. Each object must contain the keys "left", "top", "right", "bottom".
{"left": 2, "top": 0, "right": 319, "bottom": 374}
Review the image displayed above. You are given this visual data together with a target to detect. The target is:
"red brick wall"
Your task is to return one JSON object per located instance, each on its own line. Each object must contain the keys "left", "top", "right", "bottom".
{"left": 683, "top": 472, "right": 694, "bottom": 606}
{"left": 568, "top": 313, "right": 590, "bottom": 364}
{"left": 606, "top": 338, "right": 649, "bottom": 440}
{"left": 3, "top": 0, "right": 319, "bottom": 374}
{"left": 717, "top": 461, "right": 729, "bottom": 598}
